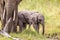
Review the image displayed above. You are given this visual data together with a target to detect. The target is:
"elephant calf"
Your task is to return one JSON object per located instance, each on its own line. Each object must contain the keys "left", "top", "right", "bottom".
{"left": 17, "top": 10, "right": 45, "bottom": 35}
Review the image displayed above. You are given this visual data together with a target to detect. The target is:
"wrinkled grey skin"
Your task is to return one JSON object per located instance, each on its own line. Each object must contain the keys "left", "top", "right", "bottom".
{"left": 17, "top": 11, "right": 44, "bottom": 35}
{"left": 1, "top": 0, "right": 22, "bottom": 33}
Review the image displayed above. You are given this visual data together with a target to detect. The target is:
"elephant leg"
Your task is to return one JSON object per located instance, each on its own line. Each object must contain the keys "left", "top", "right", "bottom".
{"left": 12, "top": 18, "right": 17, "bottom": 33}
{"left": 33, "top": 23, "right": 39, "bottom": 33}
{"left": 18, "top": 20, "right": 23, "bottom": 33}
{"left": 28, "top": 24, "right": 31, "bottom": 29}
{"left": 28, "top": 21, "right": 32, "bottom": 29}
{"left": 19, "top": 25, "right": 23, "bottom": 33}
{"left": 23, "top": 23, "right": 26, "bottom": 31}
{"left": 12, "top": 21, "right": 17, "bottom": 33}
{"left": 19, "top": 23, "right": 26, "bottom": 32}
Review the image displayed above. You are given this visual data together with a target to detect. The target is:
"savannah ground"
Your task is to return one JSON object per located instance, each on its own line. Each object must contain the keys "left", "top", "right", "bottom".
{"left": 0, "top": 0, "right": 60, "bottom": 40}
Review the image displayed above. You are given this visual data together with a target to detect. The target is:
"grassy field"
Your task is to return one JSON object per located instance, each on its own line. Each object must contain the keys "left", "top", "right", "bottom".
{"left": 0, "top": 0, "right": 60, "bottom": 40}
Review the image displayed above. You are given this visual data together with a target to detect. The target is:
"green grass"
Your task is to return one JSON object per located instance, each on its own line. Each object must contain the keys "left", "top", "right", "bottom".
{"left": 10, "top": 29, "right": 46, "bottom": 40}
{"left": 0, "top": 0, "right": 60, "bottom": 40}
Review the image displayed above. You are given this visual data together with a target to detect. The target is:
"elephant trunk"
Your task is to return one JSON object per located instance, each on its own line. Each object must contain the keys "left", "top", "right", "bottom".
{"left": 42, "top": 23, "right": 44, "bottom": 35}
{"left": 42, "top": 18, "right": 45, "bottom": 35}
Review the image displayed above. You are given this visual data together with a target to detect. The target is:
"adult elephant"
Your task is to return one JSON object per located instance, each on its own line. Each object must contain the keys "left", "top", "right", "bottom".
{"left": 2, "top": 0, "right": 22, "bottom": 33}
{"left": 17, "top": 10, "right": 45, "bottom": 35}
